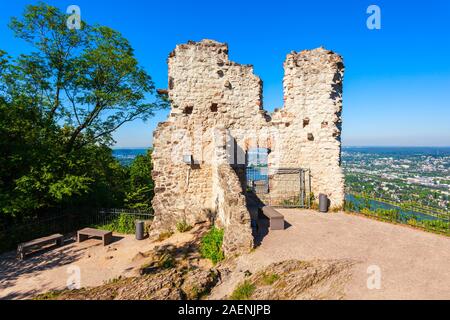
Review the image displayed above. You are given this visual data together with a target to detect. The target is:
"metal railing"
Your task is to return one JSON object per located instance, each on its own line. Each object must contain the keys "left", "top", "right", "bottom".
{"left": 345, "top": 192, "right": 450, "bottom": 235}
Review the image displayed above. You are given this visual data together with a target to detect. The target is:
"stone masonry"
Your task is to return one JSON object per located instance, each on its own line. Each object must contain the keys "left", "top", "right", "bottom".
{"left": 150, "top": 40, "right": 344, "bottom": 256}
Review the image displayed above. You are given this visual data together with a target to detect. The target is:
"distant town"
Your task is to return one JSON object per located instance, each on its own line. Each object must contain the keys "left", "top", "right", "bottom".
{"left": 343, "top": 147, "right": 450, "bottom": 211}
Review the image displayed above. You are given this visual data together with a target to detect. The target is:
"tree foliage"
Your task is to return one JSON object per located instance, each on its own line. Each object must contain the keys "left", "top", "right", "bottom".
{"left": 7, "top": 2, "right": 166, "bottom": 152}
{"left": 0, "top": 3, "right": 162, "bottom": 223}
{"left": 125, "top": 150, "right": 154, "bottom": 210}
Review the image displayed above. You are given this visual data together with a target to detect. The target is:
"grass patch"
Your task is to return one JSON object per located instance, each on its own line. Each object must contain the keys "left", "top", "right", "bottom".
{"left": 230, "top": 280, "right": 256, "bottom": 300}
{"left": 407, "top": 217, "right": 449, "bottom": 233}
{"left": 33, "top": 290, "right": 65, "bottom": 300}
{"left": 200, "top": 227, "right": 224, "bottom": 264}
{"left": 176, "top": 219, "right": 193, "bottom": 233}
{"left": 95, "top": 214, "right": 137, "bottom": 234}
{"left": 157, "top": 231, "right": 174, "bottom": 242}
{"left": 260, "top": 272, "right": 279, "bottom": 285}
{"left": 103, "top": 276, "right": 123, "bottom": 285}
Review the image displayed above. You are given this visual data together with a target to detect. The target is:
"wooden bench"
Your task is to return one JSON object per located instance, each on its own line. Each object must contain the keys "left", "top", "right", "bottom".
{"left": 17, "top": 234, "right": 64, "bottom": 260}
{"left": 261, "top": 206, "right": 285, "bottom": 230}
{"left": 77, "top": 228, "right": 113, "bottom": 246}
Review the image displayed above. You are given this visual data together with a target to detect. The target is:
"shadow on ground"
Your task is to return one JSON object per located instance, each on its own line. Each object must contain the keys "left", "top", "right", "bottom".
{"left": 0, "top": 237, "right": 87, "bottom": 300}
{"left": 246, "top": 192, "right": 293, "bottom": 247}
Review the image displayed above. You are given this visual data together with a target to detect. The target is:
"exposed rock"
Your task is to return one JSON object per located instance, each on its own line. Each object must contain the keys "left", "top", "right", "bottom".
{"left": 213, "top": 257, "right": 237, "bottom": 285}
{"left": 35, "top": 269, "right": 185, "bottom": 300}
{"left": 181, "top": 269, "right": 219, "bottom": 299}
{"left": 226, "top": 259, "right": 354, "bottom": 300}
{"left": 36, "top": 264, "right": 219, "bottom": 300}
{"left": 140, "top": 252, "right": 175, "bottom": 275}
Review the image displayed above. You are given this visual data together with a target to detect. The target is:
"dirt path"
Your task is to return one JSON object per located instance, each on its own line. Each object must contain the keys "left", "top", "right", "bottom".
{"left": 210, "top": 209, "right": 450, "bottom": 300}
{"left": 0, "top": 232, "right": 195, "bottom": 300}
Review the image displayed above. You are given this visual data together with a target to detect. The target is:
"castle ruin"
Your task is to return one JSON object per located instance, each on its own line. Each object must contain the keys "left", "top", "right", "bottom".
{"left": 150, "top": 40, "right": 344, "bottom": 255}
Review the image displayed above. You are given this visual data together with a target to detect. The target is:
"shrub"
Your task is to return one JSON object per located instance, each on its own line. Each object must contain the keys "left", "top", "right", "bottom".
{"left": 347, "top": 198, "right": 450, "bottom": 236}
{"left": 200, "top": 227, "right": 224, "bottom": 264}
{"left": 421, "top": 219, "right": 449, "bottom": 233}
{"left": 96, "top": 213, "right": 137, "bottom": 234}
{"left": 176, "top": 219, "right": 193, "bottom": 233}
{"left": 407, "top": 217, "right": 418, "bottom": 226}
{"left": 230, "top": 280, "right": 255, "bottom": 300}
{"left": 376, "top": 208, "right": 399, "bottom": 222}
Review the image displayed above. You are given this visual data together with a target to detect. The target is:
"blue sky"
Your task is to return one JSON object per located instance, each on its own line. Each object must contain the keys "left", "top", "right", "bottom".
{"left": 1, "top": 0, "right": 449, "bottom": 147}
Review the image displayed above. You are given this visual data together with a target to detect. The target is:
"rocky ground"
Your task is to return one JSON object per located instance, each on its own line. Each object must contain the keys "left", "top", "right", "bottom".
{"left": 33, "top": 223, "right": 355, "bottom": 300}
{"left": 35, "top": 255, "right": 353, "bottom": 300}
{"left": 35, "top": 267, "right": 218, "bottom": 300}
{"left": 218, "top": 259, "right": 354, "bottom": 300}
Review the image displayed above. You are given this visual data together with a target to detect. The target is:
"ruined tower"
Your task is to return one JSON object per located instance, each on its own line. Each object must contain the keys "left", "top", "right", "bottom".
{"left": 150, "top": 40, "right": 344, "bottom": 255}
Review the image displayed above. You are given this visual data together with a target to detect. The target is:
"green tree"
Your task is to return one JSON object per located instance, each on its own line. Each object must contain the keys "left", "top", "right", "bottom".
{"left": 8, "top": 2, "right": 166, "bottom": 152}
{"left": 0, "top": 3, "right": 163, "bottom": 221}
{"left": 0, "top": 96, "right": 128, "bottom": 217}
{"left": 125, "top": 150, "right": 154, "bottom": 210}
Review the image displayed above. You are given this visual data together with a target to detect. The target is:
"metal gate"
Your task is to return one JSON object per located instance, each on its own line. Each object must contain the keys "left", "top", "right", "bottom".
{"left": 246, "top": 166, "right": 269, "bottom": 194}
{"left": 246, "top": 166, "right": 311, "bottom": 208}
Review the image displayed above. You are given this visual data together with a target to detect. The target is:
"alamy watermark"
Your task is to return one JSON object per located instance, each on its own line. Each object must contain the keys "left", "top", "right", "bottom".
{"left": 66, "top": 265, "right": 81, "bottom": 289}
{"left": 366, "top": 5, "right": 381, "bottom": 30}
{"left": 66, "top": 5, "right": 82, "bottom": 30}
{"left": 367, "top": 264, "right": 382, "bottom": 289}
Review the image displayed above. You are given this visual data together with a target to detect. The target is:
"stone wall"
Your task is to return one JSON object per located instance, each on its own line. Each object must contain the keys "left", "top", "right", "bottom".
{"left": 214, "top": 164, "right": 254, "bottom": 256}
{"left": 150, "top": 39, "right": 345, "bottom": 254}
{"left": 211, "top": 126, "right": 254, "bottom": 256}
{"left": 270, "top": 48, "right": 345, "bottom": 207}
{"left": 150, "top": 40, "right": 268, "bottom": 248}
